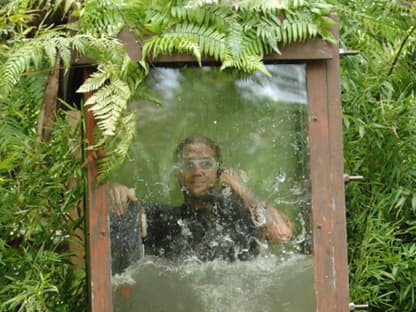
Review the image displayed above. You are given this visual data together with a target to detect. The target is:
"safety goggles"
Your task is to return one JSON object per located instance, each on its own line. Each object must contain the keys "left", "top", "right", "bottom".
{"left": 176, "top": 158, "right": 219, "bottom": 172}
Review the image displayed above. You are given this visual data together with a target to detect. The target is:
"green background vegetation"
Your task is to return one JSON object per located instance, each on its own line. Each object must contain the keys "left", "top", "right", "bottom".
{"left": 339, "top": 1, "right": 416, "bottom": 310}
{"left": 0, "top": 0, "right": 415, "bottom": 311}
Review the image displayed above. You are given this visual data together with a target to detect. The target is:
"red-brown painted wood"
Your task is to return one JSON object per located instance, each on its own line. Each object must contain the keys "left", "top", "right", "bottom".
{"left": 307, "top": 61, "right": 337, "bottom": 311}
{"left": 326, "top": 14, "right": 350, "bottom": 311}
{"left": 84, "top": 68, "right": 113, "bottom": 312}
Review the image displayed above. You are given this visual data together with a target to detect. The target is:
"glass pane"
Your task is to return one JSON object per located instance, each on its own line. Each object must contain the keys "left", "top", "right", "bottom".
{"left": 110, "top": 64, "right": 314, "bottom": 311}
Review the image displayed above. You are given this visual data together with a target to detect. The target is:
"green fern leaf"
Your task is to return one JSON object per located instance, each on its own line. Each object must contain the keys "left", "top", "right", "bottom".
{"left": 85, "top": 78, "right": 131, "bottom": 136}
{"left": 0, "top": 41, "right": 44, "bottom": 97}
{"left": 141, "top": 29, "right": 202, "bottom": 64}
{"left": 96, "top": 111, "right": 137, "bottom": 183}
{"left": 77, "top": 65, "right": 111, "bottom": 93}
{"left": 174, "top": 23, "right": 227, "bottom": 60}
{"left": 171, "top": 5, "right": 230, "bottom": 30}
{"left": 227, "top": 22, "right": 243, "bottom": 60}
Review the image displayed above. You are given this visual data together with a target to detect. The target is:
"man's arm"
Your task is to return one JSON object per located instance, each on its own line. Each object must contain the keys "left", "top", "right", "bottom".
{"left": 219, "top": 169, "right": 293, "bottom": 244}
{"left": 263, "top": 204, "right": 293, "bottom": 244}
{"left": 107, "top": 183, "right": 147, "bottom": 239}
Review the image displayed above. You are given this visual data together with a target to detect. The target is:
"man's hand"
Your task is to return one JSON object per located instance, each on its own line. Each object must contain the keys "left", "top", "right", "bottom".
{"left": 264, "top": 207, "right": 293, "bottom": 244}
{"left": 218, "top": 169, "right": 246, "bottom": 197}
{"left": 219, "top": 169, "right": 293, "bottom": 244}
{"left": 108, "top": 182, "right": 137, "bottom": 216}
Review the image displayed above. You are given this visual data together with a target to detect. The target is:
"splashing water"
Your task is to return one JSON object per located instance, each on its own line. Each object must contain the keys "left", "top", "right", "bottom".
{"left": 112, "top": 254, "right": 315, "bottom": 312}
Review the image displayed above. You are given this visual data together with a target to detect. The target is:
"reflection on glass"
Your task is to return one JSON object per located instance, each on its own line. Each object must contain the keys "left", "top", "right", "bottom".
{"left": 110, "top": 64, "right": 313, "bottom": 311}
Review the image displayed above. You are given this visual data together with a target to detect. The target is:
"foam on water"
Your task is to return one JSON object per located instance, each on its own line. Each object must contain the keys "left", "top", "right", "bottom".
{"left": 113, "top": 253, "right": 315, "bottom": 312}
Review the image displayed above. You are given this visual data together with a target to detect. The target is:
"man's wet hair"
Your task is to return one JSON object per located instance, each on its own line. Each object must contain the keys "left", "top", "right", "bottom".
{"left": 174, "top": 135, "right": 222, "bottom": 163}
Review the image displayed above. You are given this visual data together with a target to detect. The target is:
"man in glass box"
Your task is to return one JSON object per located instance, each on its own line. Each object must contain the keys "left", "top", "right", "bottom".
{"left": 109, "top": 135, "right": 293, "bottom": 272}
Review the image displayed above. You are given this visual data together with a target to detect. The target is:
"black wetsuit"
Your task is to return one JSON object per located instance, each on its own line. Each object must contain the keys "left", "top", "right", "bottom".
{"left": 110, "top": 192, "right": 261, "bottom": 273}
{"left": 144, "top": 193, "right": 261, "bottom": 262}
{"left": 110, "top": 202, "right": 145, "bottom": 274}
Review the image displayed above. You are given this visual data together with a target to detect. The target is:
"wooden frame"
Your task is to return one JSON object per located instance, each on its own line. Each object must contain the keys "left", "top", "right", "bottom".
{"left": 84, "top": 14, "right": 349, "bottom": 312}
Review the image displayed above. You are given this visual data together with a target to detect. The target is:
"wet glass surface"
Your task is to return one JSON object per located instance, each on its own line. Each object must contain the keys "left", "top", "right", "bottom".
{"left": 113, "top": 255, "right": 314, "bottom": 312}
{"left": 110, "top": 64, "right": 314, "bottom": 311}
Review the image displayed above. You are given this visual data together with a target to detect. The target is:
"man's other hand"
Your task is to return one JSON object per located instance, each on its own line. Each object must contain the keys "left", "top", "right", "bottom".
{"left": 108, "top": 182, "right": 137, "bottom": 216}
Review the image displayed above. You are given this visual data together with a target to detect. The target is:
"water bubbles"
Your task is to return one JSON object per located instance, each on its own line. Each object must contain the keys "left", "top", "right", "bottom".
{"left": 251, "top": 207, "right": 266, "bottom": 227}
{"left": 128, "top": 188, "right": 136, "bottom": 198}
{"left": 275, "top": 172, "right": 286, "bottom": 183}
{"left": 289, "top": 183, "right": 303, "bottom": 196}
{"left": 112, "top": 271, "right": 136, "bottom": 291}
{"left": 154, "top": 182, "right": 170, "bottom": 196}
{"left": 178, "top": 219, "right": 192, "bottom": 237}
{"left": 112, "top": 255, "right": 315, "bottom": 312}
{"left": 223, "top": 234, "right": 232, "bottom": 243}
{"left": 293, "top": 212, "right": 307, "bottom": 245}
{"left": 214, "top": 223, "right": 224, "bottom": 232}
{"left": 272, "top": 170, "right": 286, "bottom": 193}
{"left": 221, "top": 185, "right": 232, "bottom": 197}
{"left": 239, "top": 170, "right": 249, "bottom": 184}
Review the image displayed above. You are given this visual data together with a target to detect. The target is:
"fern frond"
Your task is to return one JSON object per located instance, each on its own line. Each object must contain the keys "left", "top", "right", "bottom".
{"left": 221, "top": 53, "right": 270, "bottom": 76}
{"left": 70, "top": 34, "right": 125, "bottom": 64}
{"left": 181, "top": 0, "right": 320, "bottom": 11}
{"left": 141, "top": 32, "right": 202, "bottom": 64}
{"left": 183, "top": 24, "right": 227, "bottom": 60}
{"left": 244, "top": 13, "right": 281, "bottom": 52}
{"left": 96, "top": 111, "right": 137, "bottom": 183}
{"left": 78, "top": 0, "right": 148, "bottom": 38}
{"left": 241, "top": 29, "right": 266, "bottom": 56}
{"left": 231, "top": 0, "right": 290, "bottom": 11}
{"left": 171, "top": 5, "right": 230, "bottom": 30}
{"left": 221, "top": 23, "right": 270, "bottom": 74}
{"left": 0, "top": 40, "right": 44, "bottom": 97}
{"left": 77, "top": 64, "right": 111, "bottom": 93}
{"left": 280, "top": 12, "right": 324, "bottom": 44}
{"left": 226, "top": 21, "right": 243, "bottom": 59}
{"left": 79, "top": 0, "right": 125, "bottom": 36}
{"left": 0, "top": 30, "right": 77, "bottom": 98}
{"left": 143, "top": 9, "right": 171, "bottom": 34}
{"left": 180, "top": 0, "right": 219, "bottom": 8}
{"left": 85, "top": 78, "right": 131, "bottom": 136}
{"left": 313, "top": 15, "right": 336, "bottom": 43}
{"left": 120, "top": 56, "right": 146, "bottom": 91}
{"left": 37, "top": 31, "right": 72, "bottom": 66}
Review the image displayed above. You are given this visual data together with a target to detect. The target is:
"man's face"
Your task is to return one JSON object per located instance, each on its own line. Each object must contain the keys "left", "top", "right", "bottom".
{"left": 177, "top": 142, "right": 219, "bottom": 198}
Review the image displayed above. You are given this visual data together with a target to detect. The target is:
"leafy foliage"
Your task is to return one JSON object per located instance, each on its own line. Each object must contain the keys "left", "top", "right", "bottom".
{"left": 73, "top": 0, "right": 336, "bottom": 179}
{"left": 140, "top": 0, "right": 335, "bottom": 74}
{"left": 339, "top": 0, "right": 416, "bottom": 310}
{"left": 0, "top": 0, "right": 342, "bottom": 310}
{"left": 0, "top": 79, "right": 87, "bottom": 311}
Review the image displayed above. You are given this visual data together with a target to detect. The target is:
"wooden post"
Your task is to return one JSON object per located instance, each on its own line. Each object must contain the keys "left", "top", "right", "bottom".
{"left": 83, "top": 69, "right": 113, "bottom": 312}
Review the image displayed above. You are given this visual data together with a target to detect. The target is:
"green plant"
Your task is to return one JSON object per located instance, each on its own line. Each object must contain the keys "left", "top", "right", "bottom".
{"left": 76, "top": 0, "right": 337, "bottom": 180}
{"left": 339, "top": 0, "right": 416, "bottom": 310}
{"left": 0, "top": 0, "right": 339, "bottom": 310}
{"left": 0, "top": 98, "right": 87, "bottom": 311}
